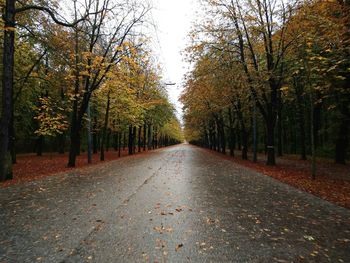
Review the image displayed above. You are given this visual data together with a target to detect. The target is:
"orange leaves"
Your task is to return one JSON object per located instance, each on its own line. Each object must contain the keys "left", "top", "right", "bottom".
{"left": 34, "top": 97, "right": 69, "bottom": 137}
{"left": 211, "top": 149, "right": 350, "bottom": 209}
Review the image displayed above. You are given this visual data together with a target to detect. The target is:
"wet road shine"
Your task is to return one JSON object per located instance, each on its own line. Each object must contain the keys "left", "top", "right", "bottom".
{"left": 1, "top": 144, "right": 350, "bottom": 262}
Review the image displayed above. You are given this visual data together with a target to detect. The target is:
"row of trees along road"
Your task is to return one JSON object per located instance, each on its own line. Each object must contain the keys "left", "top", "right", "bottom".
{"left": 0, "top": 0, "right": 183, "bottom": 182}
{"left": 182, "top": 0, "right": 350, "bottom": 168}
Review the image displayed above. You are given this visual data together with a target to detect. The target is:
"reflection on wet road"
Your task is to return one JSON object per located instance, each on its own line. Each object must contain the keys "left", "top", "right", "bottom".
{"left": 1, "top": 144, "right": 349, "bottom": 262}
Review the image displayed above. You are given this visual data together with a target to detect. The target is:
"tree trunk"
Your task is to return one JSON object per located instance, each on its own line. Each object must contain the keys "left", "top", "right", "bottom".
{"left": 93, "top": 117, "right": 98, "bottom": 154}
{"left": 68, "top": 16, "right": 82, "bottom": 167}
{"left": 68, "top": 125, "right": 81, "bottom": 167}
{"left": 143, "top": 123, "right": 147, "bottom": 151}
{"left": 0, "top": 0, "right": 15, "bottom": 181}
{"left": 313, "top": 98, "right": 321, "bottom": 149}
{"left": 114, "top": 132, "right": 119, "bottom": 151}
{"left": 86, "top": 102, "right": 92, "bottom": 163}
{"left": 293, "top": 77, "right": 307, "bottom": 160}
{"left": 36, "top": 136, "right": 44, "bottom": 156}
{"left": 128, "top": 125, "right": 133, "bottom": 155}
{"left": 123, "top": 132, "right": 126, "bottom": 151}
{"left": 277, "top": 105, "right": 283, "bottom": 157}
{"left": 147, "top": 124, "right": 152, "bottom": 150}
{"left": 133, "top": 126, "right": 137, "bottom": 154}
{"left": 100, "top": 92, "right": 110, "bottom": 161}
{"left": 138, "top": 126, "right": 142, "bottom": 152}
{"left": 217, "top": 115, "right": 226, "bottom": 154}
{"left": 118, "top": 132, "right": 121, "bottom": 157}
{"left": 266, "top": 120, "right": 276, "bottom": 165}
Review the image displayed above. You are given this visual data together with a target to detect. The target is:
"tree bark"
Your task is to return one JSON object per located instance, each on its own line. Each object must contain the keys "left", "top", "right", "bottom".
{"left": 147, "top": 124, "right": 152, "bottom": 150}
{"left": 277, "top": 98, "right": 283, "bottom": 157}
{"left": 118, "top": 132, "right": 121, "bottom": 157}
{"left": 92, "top": 117, "right": 98, "bottom": 154}
{"left": 36, "top": 136, "right": 44, "bottom": 156}
{"left": 100, "top": 92, "right": 110, "bottom": 161}
{"left": 128, "top": 125, "right": 133, "bottom": 155}
{"left": 133, "top": 126, "right": 137, "bottom": 154}
{"left": 138, "top": 126, "right": 142, "bottom": 152}
{"left": 143, "top": 123, "right": 147, "bottom": 151}
{"left": 0, "top": 0, "right": 15, "bottom": 181}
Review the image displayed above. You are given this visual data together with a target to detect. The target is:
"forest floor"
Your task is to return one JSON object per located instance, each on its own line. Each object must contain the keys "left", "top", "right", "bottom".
{"left": 0, "top": 148, "right": 152, "bottom": 188}
{"left": 205, "top": 148, "right": 350, "bottom": 209}
{"left": 2, "top": 146, "right": 350, "bottom": 210}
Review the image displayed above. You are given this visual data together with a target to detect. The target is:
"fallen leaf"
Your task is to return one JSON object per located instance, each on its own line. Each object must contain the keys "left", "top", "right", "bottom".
{"left": 175, "top": 243, "right": 183, "bottom": 252}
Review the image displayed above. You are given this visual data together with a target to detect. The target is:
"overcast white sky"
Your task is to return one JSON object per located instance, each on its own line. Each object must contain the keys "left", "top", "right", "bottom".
{"left": 150, "top": 0, "right": 200, "bottom": 121}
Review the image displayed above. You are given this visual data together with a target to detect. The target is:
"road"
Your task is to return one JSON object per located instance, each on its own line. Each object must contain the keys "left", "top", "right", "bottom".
{"left": 0, "top": 144, "right": 349, "bottom": 263}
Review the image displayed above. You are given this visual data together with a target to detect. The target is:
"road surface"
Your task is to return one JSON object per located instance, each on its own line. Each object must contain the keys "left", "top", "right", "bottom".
{"left": 1, "top": 144, "right": 349, "bottom": 262}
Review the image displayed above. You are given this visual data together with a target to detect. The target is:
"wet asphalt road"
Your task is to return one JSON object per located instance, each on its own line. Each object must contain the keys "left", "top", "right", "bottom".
{"left": 0, "top": 144, "right": 350, "bottom": 263}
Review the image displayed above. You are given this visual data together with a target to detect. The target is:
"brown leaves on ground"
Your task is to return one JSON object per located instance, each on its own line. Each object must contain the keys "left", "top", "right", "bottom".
{"left": 205, "top": 148, "right": 350, "bottom": 209}
{"left": 153, "top": 225, "right": 173, "bottom": 234}
{"left": 1, "top": 149, "right": 152, "bottom": 187}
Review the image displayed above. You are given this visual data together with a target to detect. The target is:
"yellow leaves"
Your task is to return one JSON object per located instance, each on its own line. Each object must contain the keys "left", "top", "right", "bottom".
{"left": 34, "top": 97, "right": 69, "bottom": 137}
{"left": 80, "top": 71, "right": 90, "bottom": 77}
{"left": 2, "top": 26, "right": 16, "bottom": 31}
{"left": 280, "top": 86, "right": 289, "bottom": 92}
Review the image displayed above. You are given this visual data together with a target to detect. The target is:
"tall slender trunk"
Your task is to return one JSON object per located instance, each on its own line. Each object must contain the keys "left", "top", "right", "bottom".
{"left": 252, "top": 101, "right": 257, "bottom": 162}
{"left": 93, "top": 117, "right": 98, "bottom": 154}
{"left": 295, "top": 81, "right": 307, "bottom": 160}
{"left": 114, "top": 132, "right": 119, "bottom": 151}
{"left": 277, "top": 102, "right": 283, "bottom": 157}
{"left": 143, "top": 123, "right": 147, "bottom": 151}
{"left": 228, "top": 107, "right": 236, "bottom": 156}
{"left": 68, "top": 5, "right": 81, "bottom": 167}
{"left": 86, "top": 102, "right": 92, "bottom": 163}
{"left": 0, "top": 0, "right": 15, "bottom": 181}
{"left": 138, "top": 126, "right": 142, "bottom": 152}
{"left": 236, "top": 100, "right": 248, "bottom": 159}
{"left": 100, "top": 92, "right": 110, "bottom": 161}
{"left": 36, "top": 136, "right": 44, "bottom": 156}
{"left": 266, "top": 119, "right": 276, "bottom": 165}
{"left": 133, "top": 126, "right": 137, "bottom": 154}
{"left": 118, "top": 132, "right": 121, "bottom": 157}
{"left": 128, "top": 125, "right": 133, "bottom": 155}
{"left": 217, "top": 114, "right": 226, "bottom": 154}
{"left": 123, "top": 132, "right": 126, "bottom": 151}
{"left": 266, "top": 81, "right": 278, "bottom": 165}
{"left": 310, "top": 92, "right": 316, "bottom": 179}
{"left": 147, "top": 124, "right": 152, "bottom": 150}
{"left": 68, "top": 124, "right": 81, "bottom": 167}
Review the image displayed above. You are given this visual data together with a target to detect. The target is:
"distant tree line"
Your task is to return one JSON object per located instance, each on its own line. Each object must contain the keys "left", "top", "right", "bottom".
{"left": 182, "top": 0, "right": 350, "bottom": 166}
{"left": 0, "top": 0, "right": 183, "bottom": 181}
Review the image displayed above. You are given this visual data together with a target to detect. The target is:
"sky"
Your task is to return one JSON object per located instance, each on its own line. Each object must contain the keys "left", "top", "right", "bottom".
{"left": 150, "top": 0, "right": 200, "bottom": 121}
